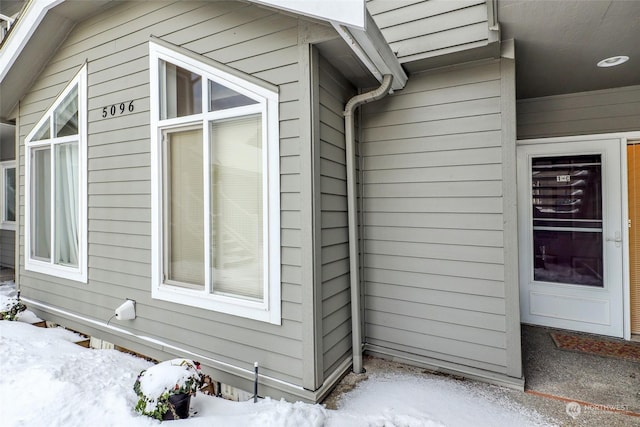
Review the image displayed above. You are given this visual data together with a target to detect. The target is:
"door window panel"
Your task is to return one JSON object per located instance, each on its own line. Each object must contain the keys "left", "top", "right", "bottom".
{"left": 531, "top": 155, "right": 603, "bottom": 286}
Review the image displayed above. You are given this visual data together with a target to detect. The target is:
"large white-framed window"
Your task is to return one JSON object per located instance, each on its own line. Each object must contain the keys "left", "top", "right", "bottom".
{"left": 24, "top": 65, "right": 87, "bottom": 283}
{"left": 149, "top": 41, "right": 281, "bottom": 324}
{"left": 0, "top": 160, "right": 16, "bottom": 231}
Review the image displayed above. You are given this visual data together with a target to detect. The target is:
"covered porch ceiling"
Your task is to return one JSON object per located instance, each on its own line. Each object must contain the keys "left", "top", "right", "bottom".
{"left": 498, "top": 0, "right": 640, "bottom": 100}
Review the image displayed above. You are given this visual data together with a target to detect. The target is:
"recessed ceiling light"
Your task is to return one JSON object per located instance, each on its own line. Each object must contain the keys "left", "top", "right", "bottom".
{"left": 597, "top": 55, "right": 629, "bottom": 68}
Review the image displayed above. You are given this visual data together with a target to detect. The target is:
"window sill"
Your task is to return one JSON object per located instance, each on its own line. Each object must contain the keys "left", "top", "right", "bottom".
{"left": 0, "top": 222, "right": 15, "bottom": 231}
{"left": 152, "top": 283, "right": 281, "bottom": 325}
{"left": 25, "top": 259, "right": 87, "bottom": 283}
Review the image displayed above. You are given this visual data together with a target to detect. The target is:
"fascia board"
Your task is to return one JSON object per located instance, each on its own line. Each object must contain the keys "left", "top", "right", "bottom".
{"left": 0, "top": 0, "right": 64, "bottom": 82}
{"left": 332, "top": 12, "right": 407, "bottom": 91}
{"left": 250, "top": 0, "right": 366, "bottom": 30}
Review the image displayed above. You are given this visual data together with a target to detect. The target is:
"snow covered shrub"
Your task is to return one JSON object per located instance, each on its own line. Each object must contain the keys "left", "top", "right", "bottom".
{"left": 0, "top": 294, "right": 26, "bottom": 321}
{"left": 133, "top": 358, "right": 203, "bottom": 420}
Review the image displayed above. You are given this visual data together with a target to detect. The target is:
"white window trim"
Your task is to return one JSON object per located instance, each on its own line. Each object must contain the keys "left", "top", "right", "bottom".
{"left": 149, "top": 41, "right": 281, "bottom": 324}
{"left": 24, "top": 65, "right": 88, "bottom": 283}
{"left": 0, "top": 160, "right": 16, "bottom": 231}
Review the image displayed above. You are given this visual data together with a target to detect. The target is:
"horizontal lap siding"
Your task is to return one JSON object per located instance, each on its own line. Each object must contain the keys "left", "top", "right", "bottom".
{"left": 0, "top": 229, "right": 14, "bottom": 269}
{"left": 367, "top": 0, "right": 489, "bottom": 63}
{"left": 317, "top": 56, "right": 356, "bottom": 379}
{"left": 0, "top": 136, "right": 15, "bottom": 271}
{"left": 18, "top": 1, "right": 305, "bottom": 387}
{"left": 361, "top": 61, "right": 510, "bottom": 375}
{"left": 517, "top": 85, "right": 640, "bottom": 139}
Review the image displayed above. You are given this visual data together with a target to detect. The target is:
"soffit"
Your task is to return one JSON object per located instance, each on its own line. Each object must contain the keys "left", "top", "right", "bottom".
{"left": 315, "top": 37, "right": 380, "bottom": 89}
{"left": 0, "top": 1, "right": 114, "bottom": 119}
{"left": 498, "top": 0, "right": 640, "bottom": 99}
{"left": 0, "top": 1, "right": 24, "bottom": 17}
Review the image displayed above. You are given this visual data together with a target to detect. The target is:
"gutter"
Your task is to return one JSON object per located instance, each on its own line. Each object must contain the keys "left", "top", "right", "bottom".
{"left": 344, "top": 74, "right": 393, "bottom": 374}
{"left": 332, "top": 11, "right": 407, "bottom": 91}
{"left": 486, "top": 0, "right": 500, "bottom": 44}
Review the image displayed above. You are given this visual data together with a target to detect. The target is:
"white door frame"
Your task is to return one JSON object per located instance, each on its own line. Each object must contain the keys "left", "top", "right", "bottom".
{"left": 517, "top": 132, "right": 640, "bottom": 340}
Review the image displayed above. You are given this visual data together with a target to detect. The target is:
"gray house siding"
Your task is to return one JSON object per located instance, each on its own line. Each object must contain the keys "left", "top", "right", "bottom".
{"left": 517, "top": 85, "right": 640, "bottom": 139}
{"left": 317, "top": 54, "right": 357, "bottom": 380}
{"left": 0, "top": 125, "right": 15, "bottom": 270}
{"left": 367, "top": 0, "right": 490, "bottom": 64}
{"left": 0, "top": 229, "right": 14, "bottom": 269}
{"left": 17, "top": 0, "right": 317, "bottom": 400}
{"left": 360, "top": 59, "right": 522, "bottom": 386}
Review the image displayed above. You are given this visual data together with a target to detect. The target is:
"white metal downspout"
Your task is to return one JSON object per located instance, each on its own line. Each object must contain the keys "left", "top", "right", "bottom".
{"left": 344, "top": 74, "right": 393, "bottom": 374}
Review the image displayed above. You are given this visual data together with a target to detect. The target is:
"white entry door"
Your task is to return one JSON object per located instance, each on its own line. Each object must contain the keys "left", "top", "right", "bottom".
{"left": 517, "top": 138, "right": 624, "bottom": 337}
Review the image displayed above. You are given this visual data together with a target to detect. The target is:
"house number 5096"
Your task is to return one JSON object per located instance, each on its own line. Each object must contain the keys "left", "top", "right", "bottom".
{"left": 102, "top": 101, "right": 134, "bottom": 118}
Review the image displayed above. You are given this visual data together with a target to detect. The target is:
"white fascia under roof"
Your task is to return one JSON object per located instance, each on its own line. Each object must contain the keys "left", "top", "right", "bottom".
{"left": 249, "top": 0, "right": 406, "bottom": 90}
{"left": 0, "top": 0, "right": 406, "bottom": 91}
{"left": 331, "top": 12, "right": 407, "bottom": 91}
{"left": 0, "top": 0, "right": 63, "bottom": 82}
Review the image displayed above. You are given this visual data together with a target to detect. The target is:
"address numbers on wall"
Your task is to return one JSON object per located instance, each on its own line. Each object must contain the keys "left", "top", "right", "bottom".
{"left": 102, "top": 101, "right": 134, "bottom": 118}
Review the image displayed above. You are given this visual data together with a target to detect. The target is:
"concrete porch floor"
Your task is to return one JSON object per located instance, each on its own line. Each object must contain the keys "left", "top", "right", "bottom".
{"left": 323, "top": 326, "right": 640, "bottom": 426}
{"left": 517, "top": 324, "right": 640, "bottom": 425}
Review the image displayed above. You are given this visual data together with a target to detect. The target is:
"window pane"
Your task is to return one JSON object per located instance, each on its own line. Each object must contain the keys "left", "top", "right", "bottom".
{"left": 54, "top": 142, "right": 79, "bottom": 267}
{"left": 160, "top": 61, "right": 202, "bottom": 119}
{"left": 5, "top": 167, "right": 15, "bottom": 222}
{"left": 32, "top": 120, "right": 50, "bottom": 141}
{"left": 532, "top": 155, "right": 603, "bottom": 286}
{"left": 165, "top": 128, "right": 205, "bottom": 287}
{"left": 208, "top": 80, "right": 258, "bottom": 111}
{"left": 210, "top": 115, "right": 263, "bottom": 299}
{"left": 54, "top": 85, "right": 78, "bottom": 137}
{"left": 31, "top": 148, "right": 51, "bottom": 261}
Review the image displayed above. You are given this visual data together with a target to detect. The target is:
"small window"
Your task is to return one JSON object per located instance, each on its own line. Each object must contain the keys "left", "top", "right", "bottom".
{"left": 0, "top": 160, "right": 16, "bottom": 230}
{"left": 208, "top": 80, "right": 258, "bottom": 111}
{"left": 160, "top": 61, "right": 202, "bottom": 119}
{"left": 149, "top": 41, "right": 280, "bottom": 324}
{"left": 24, "top": 65, "right": 87, "bottom": 282}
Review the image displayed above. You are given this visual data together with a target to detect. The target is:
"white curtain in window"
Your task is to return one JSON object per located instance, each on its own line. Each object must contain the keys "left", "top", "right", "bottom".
{"left": 54, "top": 142, "right": 79, "bottom": 267}
{"left": 31, "top": 149, "right": 51, "bottom": 261}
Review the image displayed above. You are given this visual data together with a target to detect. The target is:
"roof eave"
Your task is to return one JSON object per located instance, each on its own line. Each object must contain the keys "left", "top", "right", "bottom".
{"left": 331, "top": 11, "right": 407, "bottom": 91}
{"left": 0, "top": 0, "right": 62, "bottom": 82}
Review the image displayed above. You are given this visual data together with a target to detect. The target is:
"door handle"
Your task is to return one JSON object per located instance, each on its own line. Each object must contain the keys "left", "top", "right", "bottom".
{"left": 606, "top": 232, "right": 622, "bottom": 248}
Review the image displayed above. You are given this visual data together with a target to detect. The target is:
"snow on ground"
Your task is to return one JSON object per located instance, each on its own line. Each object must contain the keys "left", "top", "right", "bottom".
{"left": 0, "top": 320, "right": 554, "bottom": 427}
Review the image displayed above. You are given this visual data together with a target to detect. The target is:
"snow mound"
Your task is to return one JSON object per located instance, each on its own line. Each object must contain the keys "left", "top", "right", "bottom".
{"left": 0, "top": 322, "right": 555, "bottom": 427}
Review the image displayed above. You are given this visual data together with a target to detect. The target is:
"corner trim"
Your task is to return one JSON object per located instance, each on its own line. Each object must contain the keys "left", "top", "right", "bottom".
{"left": 500, "top": 57, "right": 523, "bottom": 379}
